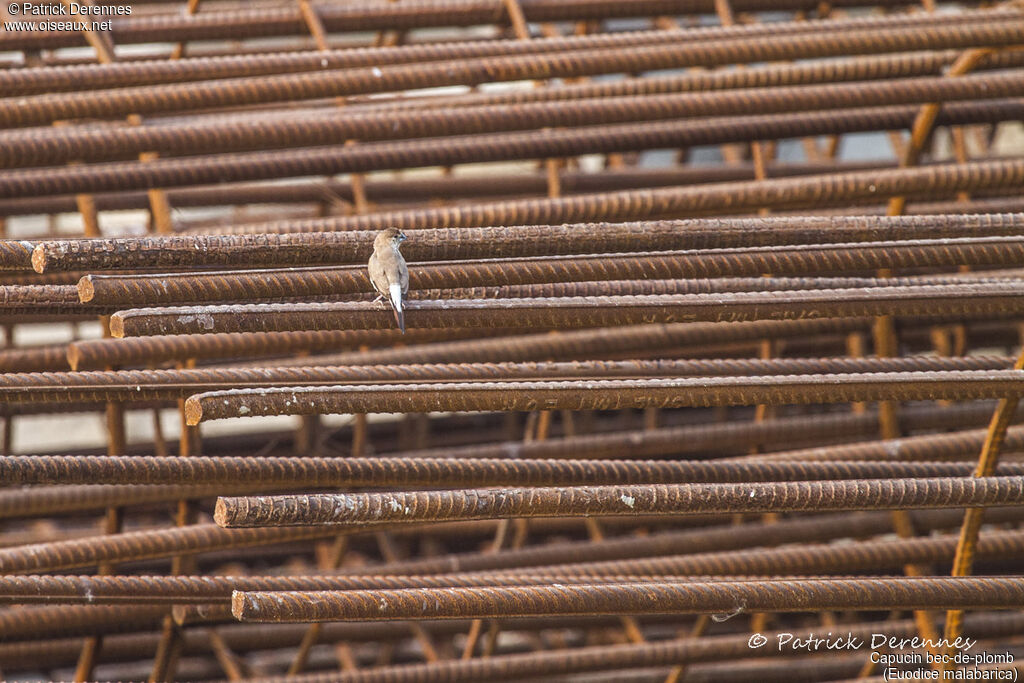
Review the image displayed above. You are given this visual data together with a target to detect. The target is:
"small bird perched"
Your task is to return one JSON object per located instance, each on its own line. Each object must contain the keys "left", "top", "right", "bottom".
{"left": 367, "top": 228, "right": 409, "bottom": 333}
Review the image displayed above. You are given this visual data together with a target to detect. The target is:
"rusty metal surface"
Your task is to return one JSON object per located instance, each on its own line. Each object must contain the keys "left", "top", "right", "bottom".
{"left": 2, "top": 0, "right": 1024, "bottom": 680}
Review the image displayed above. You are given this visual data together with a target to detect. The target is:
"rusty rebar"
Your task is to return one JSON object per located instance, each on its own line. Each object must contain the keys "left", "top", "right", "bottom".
{"left": 74, "top": 237, "right": 1024, "bottom": 307}
{"left": 32, "top": 214, "right": 1024, "bottom": 272}
{"left": 0, "top": 523, "right": 339, "bottom": 574}
{"left": 7, "top": 71, "right": 1023, "bottom": 169}
{"left": 9, "top": 524, "right": 1024, "bottom": 603}
{"left": 7, "top": 12, "right": 990, "bottom": 96}
{"left": 65, "top": 327, "right": 512, "bottom": 370}
{"left": 1, "top": 355, "right": 1012, "bottom": 403}
{"left": 0, "top": 481, "right": 307, "bottom": 519}
{"left": 215, "top": 475, "right": 1024, "bottom": 527}
{"left": 187, "top": 370, "right": 1024, "bottom": 424}
{"left": 4, "top": 18, "right": 1020, "bottom": 128}
{"left": 230, "top": 577, "right": 1024, "bottom": 622}
{"left": 8, "top": 454, "right": 1024, "bottom": 487}
{"left": 1, "top": 1, "right": 993, "bottom": 54}
{"left": 109, "top": 284, "right": 1024, "bottom": 337}
{"left": 333, "top": 508, "right": 1024, "bottom": 577}
{"left": 8, "top": 103, "right": 1024, "bottom": 199}
{"left": 194, "top": 156, "right": 1024, "bottom": 234}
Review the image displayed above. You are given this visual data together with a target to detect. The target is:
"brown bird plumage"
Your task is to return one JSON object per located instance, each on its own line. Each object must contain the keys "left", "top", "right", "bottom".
{"left": 367, "top": 228, "right": 409, "bottom": 333}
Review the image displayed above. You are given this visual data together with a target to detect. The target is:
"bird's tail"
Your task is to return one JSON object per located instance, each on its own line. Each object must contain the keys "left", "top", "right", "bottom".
{"left": 389, "top": 283, "right": 405, "bottom": 333}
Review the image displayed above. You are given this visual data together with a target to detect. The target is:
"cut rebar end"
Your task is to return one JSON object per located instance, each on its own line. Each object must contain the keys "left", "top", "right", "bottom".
{"left": 230, "top": 590, "right": 250, "bottom": 621}
{"left": 107, "top": 312, "right": 126, "bottom": 338}
{"left": 184, "top": 396, "right": 204, "bottom": 425}
{"left": 213, "top": 497, "right": 235, "bottom": 528}
{"left": 30, "top": 244, "right": 48, "bottom": 274}
{"left": 76, "top": 276, "right": 95, "bottom": 303}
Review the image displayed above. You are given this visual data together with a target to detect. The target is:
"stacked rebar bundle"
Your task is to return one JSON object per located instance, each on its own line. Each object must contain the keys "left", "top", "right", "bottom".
{"left": 2, "top": 0, "right": 1024, "bottom": 680}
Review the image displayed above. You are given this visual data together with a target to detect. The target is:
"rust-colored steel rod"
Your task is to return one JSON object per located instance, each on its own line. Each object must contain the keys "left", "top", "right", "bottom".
{"left": 6, "top": 455, "right": 1023, "bottom": 487}
{"left": 0, "top": 523, "right": 340, "bottom": 574}
{"left": 0, "top": 348, "right": 71, "bottom": 374}
{"left": 0, "top": 482, "right": 301, "bottom": 519}
{"left": 395, "top": 403, "right": 1022, "bottom": 464}
{"left": 748, "top": 423, "right": 1024, "bottom": 463}
{"left": 1, "top": 356, "right": 1011, "bottom": 403}
{"left": 8, "top": 101, "right": 1023, "bottom": 199}
{"left": 215, "top": 475, "right": 1024, "bottom": 528}
{"left": 462, "top": 528, "right": 1024, "bottom": 582}
{"left": 387, "top": 275, "right": 1023, "bottom": 300}
{"left": 351, "top": 49, "right": 1024, "bottom": 114}
{"left": 185, "top": 371, "right": 1024, "bottom": 423}
{"left": 230, "top": 577, "right": 1024, "bottom": 622}
{"left": 78, "top": 612, "right": 1024, "bottom": 682}
{"left": 63, "top": 317, "right": 863, "bottom": 370}
{"left": 66, "top": 328, "right": 507, "bottom": 370}
{"left": 0, "top": 285, "right": 80, "bottom": 309}
{"left": 19, "top": 527, "right": 1022, "bottom": 604}
{"left": 10, "top": 527, "right": 1024, "bottom": 605}
{"left": 4, "top": 12, "right": 990, "bottom": 96}
{"left": 196, "top": 156, "right": 1024, "bottom": 234}
{"left": 4, "top": 17, "right": 1020, "bottom": 127}
{"left": 110, "top": 285, "right": 1024, "bottom": 337}
{"left": 0, "top": 240, "right": 36, "bottom": 271}
{"left": 234, "top": 318, "right": 873, "bottom": 369}
{"left": 78, "top": 237, "right": 1024, "bottom": 306}
{"left": 0, "top": 0, "right": 987, "bottom": 52}
{"left": 346, "top": 508, "right": 1024, "bottom": 578}
{"left": 7, "top": 71, "right": 1023, "bottom": 168}
{"left": 32, "top": 214, "right": 1024, "bottom": 273}
{"left": 0, "top": 605, "right": 170, "bottom": 643}
{"left": 0, "top": 160, "right": 898, "bottom": 217}
{"left": 0, "top": 574, "right": 772, "bottom": 605}
{"left": 7, "top": 169, "right": 1018, "bottom": 224}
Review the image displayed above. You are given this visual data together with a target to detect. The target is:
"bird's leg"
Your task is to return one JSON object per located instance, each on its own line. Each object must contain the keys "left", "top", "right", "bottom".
{"left": 371, "top": 294, "right": 385, "bottom": 305}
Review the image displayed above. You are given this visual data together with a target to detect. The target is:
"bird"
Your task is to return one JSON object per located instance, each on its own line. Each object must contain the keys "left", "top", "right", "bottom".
{"left": 367, "top": 228, "right": 409, "bottom": 333}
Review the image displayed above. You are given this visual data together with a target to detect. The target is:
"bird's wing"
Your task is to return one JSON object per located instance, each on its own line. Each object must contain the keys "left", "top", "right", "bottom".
{"left": 367, "top": 251, "right": 388, "bottom": 297}
{"left": 398, "top": 255, "right": 410, "bottom": 295}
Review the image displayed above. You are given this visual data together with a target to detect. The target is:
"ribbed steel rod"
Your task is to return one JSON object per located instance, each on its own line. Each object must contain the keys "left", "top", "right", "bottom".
{"left": 0, "top": 0, "right": 980, "bottom": 51}
{"left": 77, "top": 237, "right": 1024, "bottom": 306}
{"left": 233, "top": 317, "right": 872, "bottom": 370}
{"left": 0, "top": 348, "right": 72, "bottom": 374}
{"left": 0, "top": 482, "right": 297, "bottom": 520}
{"left": 350, "top": 48, "right": 1024, "bottom": 113}
{"left": 215, "top": 475, "right": 1024, "bottom": 527}
{"left": 4, "top": 19, "right": 1019, "bottom": 127}
{"left": 0, "top": 285, "right": 80, "bottom": 309}
{"left": 0, "top": 574, "right": 767, "bottom": 605}
{"left": 88, "top": 612, "right": 1024, "bottom": 683}
{"left": 0, "top": 605, "right": 170, "bottom": 643}
{"left": 33, "top": 214, "right": 1024, "bottom": 273}
{"left": 343, "top": 508, "right": 1024, "bottom": 578}
{"left": 65, "top": 327, "right": 508, "bottom": 370}
{"left": 392, "top": 403, "right": 1020, "bottom": 464}
{"left": 186, "top": 371, "right": 1024, "bottom": 424}
{"left": 482, "top": 529, "right": 1024, "bottom": 581}
{"left": 9, "top": 524, "right": 1024, "bottom": 602}
{"left": 8, "top": 101, "right": 1022, "bottom": 199}
{"left": 109, "top": 285, "right": 1024, "bottom": 337}
{"left": 0, "top": 161, "right": 896, "bottom": 218}
{"left": 0, "top": 523, "right": 339, "bottom": 574}
{"left": 5, "top": 11, "right": 984, "bottom": 96}
{"left": 196, "top": 156, "right": 1024, "bottom": 234}
{"left": 8, "top": 71, "right": 1023, "bottom": 168}
{"left": 1, "top": 356, "right": 1010, "bottom": 403}
{"left": 7, "top": 455, "right": 1023, "bottom": 487}
{"left": 230, "top": 577, "right": 1024, "bottom": 622}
